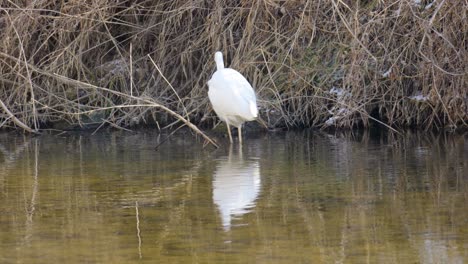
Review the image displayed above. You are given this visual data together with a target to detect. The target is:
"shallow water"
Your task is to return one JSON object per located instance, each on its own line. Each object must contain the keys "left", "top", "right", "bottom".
{"left": 0, "top": 130, "right": 467, "bottom": 263}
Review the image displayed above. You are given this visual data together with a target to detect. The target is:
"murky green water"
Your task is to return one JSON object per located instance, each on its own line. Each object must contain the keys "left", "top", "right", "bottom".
{"left": 0, "top": 130, "right": 467, "bottom": 263}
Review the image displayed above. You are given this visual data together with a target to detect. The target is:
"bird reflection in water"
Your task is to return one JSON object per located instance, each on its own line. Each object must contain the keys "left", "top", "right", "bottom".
{"left": 212, "top": 145, "right": 261, "bottom": 231}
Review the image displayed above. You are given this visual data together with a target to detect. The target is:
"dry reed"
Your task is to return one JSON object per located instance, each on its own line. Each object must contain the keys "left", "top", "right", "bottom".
{"left": 0, "top": 0, "right": 466, "bottom": 134}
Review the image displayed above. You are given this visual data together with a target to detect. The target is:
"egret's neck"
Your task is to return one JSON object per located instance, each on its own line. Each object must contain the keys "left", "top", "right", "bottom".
{"left": 215, "top": 52, "right": 225, "bottom": 70}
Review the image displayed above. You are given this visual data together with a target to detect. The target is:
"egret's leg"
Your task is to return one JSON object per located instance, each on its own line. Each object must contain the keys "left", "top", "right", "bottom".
{"left": 238, "top": 125, "right": 243, "bottom": 144}
{"left": 226, "top": 123, "right": 233, "bottom": 143}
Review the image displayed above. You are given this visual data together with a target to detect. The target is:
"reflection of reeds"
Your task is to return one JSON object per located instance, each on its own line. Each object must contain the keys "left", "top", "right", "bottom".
{"left": 0, "top": 1, "right": 466, "bottom": 132}
{"left": 0, "top": 132, "right": 210, "bottom": 261}
{"left": 256, "top": 130, "right": 467, "bottom": 262}
{"left": 24, "top": 139, "right": 39, "bottom": 245}
{"left": 0, "top": 134, "right": 32, "bottom": 189}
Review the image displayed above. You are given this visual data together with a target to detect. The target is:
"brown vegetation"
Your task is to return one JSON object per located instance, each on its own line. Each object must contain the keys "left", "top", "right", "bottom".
{"left": 0, "top": 0, "right": 467, "bottom": 133}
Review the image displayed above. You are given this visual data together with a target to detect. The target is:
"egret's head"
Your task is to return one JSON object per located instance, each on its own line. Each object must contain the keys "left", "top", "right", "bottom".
{"left": 214, "top": 51, "right": 224, "bottom": 70}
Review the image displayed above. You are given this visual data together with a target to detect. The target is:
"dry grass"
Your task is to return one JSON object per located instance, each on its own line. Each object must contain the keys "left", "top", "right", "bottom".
{"left": 0, "top": 0, "right": 466, "bottom": 133}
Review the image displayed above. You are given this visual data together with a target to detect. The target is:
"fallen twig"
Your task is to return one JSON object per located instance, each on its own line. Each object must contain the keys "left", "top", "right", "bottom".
{"left": 52, "top": 73, "right": 219, "bottom": 148}
{"left": 0, "top": 99, "right": 40, "bottom": 134}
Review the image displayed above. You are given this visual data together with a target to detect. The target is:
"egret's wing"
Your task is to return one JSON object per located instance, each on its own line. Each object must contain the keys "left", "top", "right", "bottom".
{"left": 223, "top": 69, "right": 256, "bottom": 102}
{"left": 223, "top": 69, "right": 258, "bottom": 117}
{"left": 207, "top": 68, "right": 258, "bottom": 124}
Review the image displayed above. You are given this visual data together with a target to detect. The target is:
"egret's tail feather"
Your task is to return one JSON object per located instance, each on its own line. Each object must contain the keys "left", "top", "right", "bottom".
{"left": 250, "top": 101, "right": 258, "bottom": 118}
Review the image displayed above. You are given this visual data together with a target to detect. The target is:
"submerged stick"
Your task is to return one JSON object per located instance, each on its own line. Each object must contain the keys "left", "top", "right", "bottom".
{"left": 135, "top": 201, "right": 142, "bottom": 259}
{"left": 154, "top": 123, "right": 186, "bottom": 150}
{"left": 53, "top": 73, "right": 219, "bottom": 148}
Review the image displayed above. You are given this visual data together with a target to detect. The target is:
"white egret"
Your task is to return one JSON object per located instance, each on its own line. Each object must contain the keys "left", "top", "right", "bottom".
{"left": 208, "top": 51, "right": 258, "bottom": 143}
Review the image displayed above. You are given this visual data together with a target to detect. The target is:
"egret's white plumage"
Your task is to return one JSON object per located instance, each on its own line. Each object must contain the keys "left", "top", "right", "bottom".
{"left": 208, "top": 51, "right": 258, "bottom": 143}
